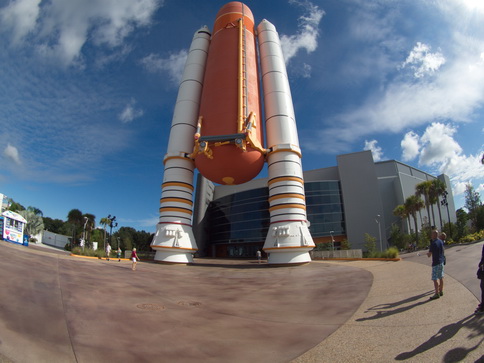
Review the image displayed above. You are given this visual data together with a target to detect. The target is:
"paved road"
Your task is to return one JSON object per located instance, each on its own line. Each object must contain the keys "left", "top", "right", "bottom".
{"left": 0, "top": 241, "right": 371, "bottom": 363}
{"left": 401, "top": 241, "right": 483, "bottom": 300}
{"left": 1, "top": 241, "right": 482, "bottom": 363}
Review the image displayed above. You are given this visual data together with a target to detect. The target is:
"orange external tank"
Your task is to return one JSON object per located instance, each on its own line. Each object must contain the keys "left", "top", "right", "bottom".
{"left": 194, "top": 2, "right": 265, "bottom": 185}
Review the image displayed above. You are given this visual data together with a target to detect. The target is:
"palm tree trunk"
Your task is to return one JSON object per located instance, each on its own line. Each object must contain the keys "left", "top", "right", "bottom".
{"left": 437, "top": 197, "right": 443, "bottom": 229}
{"left": 413, "top": 214, "right": 419, "bottom": 245}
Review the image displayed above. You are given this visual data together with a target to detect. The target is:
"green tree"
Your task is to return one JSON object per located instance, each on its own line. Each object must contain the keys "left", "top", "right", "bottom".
{"left": 82, "top": 213, "right": 96, "bottom": 243}
{"left": 464, "top": 183, "right": 482, "bottom": 231}
{"left": 99, "top": 217, "right": 111, "bottom": 251}
{"left": 18, "top": 210, "right": 44, "bottom": 238}
{"left": 393, "top": 204, "right": 408, "bottom": 232}
{"left": 364, "top": 233, "right": 377, "bottom": 257}
{"left": 404, "top": 194, "right": 425, "bottom": 246}
{"left": 455, "top": 208, "right": 468, "bottom": 241}
{"left": 475, "top": 205, "right": 484, "bottom": 231}
{"left": 431, "top": 178, "right": 446, "bottom": 229}
{"left": 27, "top": 206, "right": 43, "bottom": 216}
{"left": 43, "top": 217, "right": 65, "bottom": 234}
{"left": 91, "top": 229, "right": 104, "bottom": 248}
{"left": 389, "top": 223, "right": 405, "bottom": 250}
{"left": 7, "top": 198, "right": 25, "bottom": 212}
{"left": 416, "top": 181, "right": 434, "bottom": 228}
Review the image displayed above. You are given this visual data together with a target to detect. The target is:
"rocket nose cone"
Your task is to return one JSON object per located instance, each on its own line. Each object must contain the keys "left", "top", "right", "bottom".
{"left": 216, "top": 2, "right": 254, "bottom": 19}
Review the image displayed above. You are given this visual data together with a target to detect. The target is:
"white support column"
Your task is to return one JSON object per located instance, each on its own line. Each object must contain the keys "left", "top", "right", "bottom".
{"left": 151, "top": 27, "right": 210, "bottom": 264}
{"left": 257, "top": 19, "right": 315, "bottom": 265}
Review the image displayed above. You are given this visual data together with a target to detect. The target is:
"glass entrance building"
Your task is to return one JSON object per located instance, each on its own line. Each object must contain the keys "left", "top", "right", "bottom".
{"left": 193, "top": 150, "right": 456, "bottom": 258}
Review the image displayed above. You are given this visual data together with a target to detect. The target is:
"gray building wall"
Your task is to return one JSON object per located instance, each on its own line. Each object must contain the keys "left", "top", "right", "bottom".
{"left": 337, "top": 151, "right": 386, "bottom": 250}
{"left": 192, "top": 151, "right": 457, "bottom": 255}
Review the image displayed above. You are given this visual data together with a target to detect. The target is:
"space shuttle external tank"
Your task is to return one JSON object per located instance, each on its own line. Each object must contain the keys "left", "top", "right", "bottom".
{"left": 152, "top": 1, "right": 315, "bottom": 265}
{"left": 193, "top": 2, "right": 265, "bottom": 186}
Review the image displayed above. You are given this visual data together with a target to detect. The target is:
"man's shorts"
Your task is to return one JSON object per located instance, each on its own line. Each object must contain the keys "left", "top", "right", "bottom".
{"left": 431, "top": 263, "right": 444, "bottom": 280}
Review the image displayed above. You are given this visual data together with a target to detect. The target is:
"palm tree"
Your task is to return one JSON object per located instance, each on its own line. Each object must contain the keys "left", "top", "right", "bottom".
{"left": 404, "top": 195, "right": 425, "bottom": 246}
{"left": 67, "top": 209, "right": 83, "bottom": 245}
{"left": 393, "top": 204, "right": 408, "bottom": 232}
{"left": 431, "top": 178, "right": 447, "bottom": 229}
{"left": 415, "top": 180, "right": 433, "bottom": 228}
{"left": 18, "top": 210, "right": 44, "bottom": 239}
{"left": 100, "top": 217, "right": 111, "bottom": 251}
{"left": 27, "top": 206, "right": 43, "bottom": 217}
{"left": 83, "top": 213, "right": 96, "bottom": 243}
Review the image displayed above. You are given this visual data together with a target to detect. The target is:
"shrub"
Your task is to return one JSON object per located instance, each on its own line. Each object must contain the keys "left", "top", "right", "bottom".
{"left": 459, "top": 230, "right": 484, "bottom": 243}
{"left": 340, "top": 239, "right": 351, "bottom": 250}
{"left": 71, "top": 247, "right": 106, "bottom": 258}
{"left": 363, "top": 233, "right": 377, "bottom": 257}
{"left": 381, "top": 247, "right": 399, "bottom": 258}
{"left": 315, "top": 243, "right": 332, "bottom": 251}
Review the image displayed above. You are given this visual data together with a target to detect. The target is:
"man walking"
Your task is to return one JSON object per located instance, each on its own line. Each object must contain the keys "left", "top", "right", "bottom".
{"left": 105, "top": 243, "right": 112, "bottom": 261}
{"left": 427, "top": 229, "right": 445, "bottom": 300}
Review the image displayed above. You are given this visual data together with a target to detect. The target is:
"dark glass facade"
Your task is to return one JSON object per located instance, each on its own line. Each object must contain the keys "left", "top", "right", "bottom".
{"left": 204, "top": 181, "right": 345, "bottom": 256}
{"left": 305, "top": 181, "right": 346, "bottom": 236}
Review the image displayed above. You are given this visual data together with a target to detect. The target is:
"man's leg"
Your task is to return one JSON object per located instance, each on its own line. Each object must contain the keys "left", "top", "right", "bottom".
{"left": 433, "top": 280, "right": 439, "bottom": 295}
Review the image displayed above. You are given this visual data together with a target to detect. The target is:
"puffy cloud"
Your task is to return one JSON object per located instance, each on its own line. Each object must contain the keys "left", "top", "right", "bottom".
{"left": 280, "top": 0, "right": 324, "bottom": 65}
{"left": 140, "top": 50, "right": 187, "bottom": 85}
{"left": 400, "top": 42, "right": 446, "bottom": 78}
{"left": 399, "top": 123, "right": 484, "bottom": 197}
{"left": 4, "top": 144, "right": 21, "bottom": 165}
{"left": 119, "top": 98, "right": 144, "bottom": 123}
{"left": 363, "top": 139, "right": 383, "bottom": 162}
{"left": 0, "top": 0, "right": 41, "bottom": 43}
{"left": 401, "top": 131, "right": 420, "bottom": 162}
{"left": 1, "top": 0, "right": 162, "bottom": 65}
{"left": 419, "top": 123, "right": 462, "bottom": 166}
{"left": 317, "top": 44, "right": 484, "bottom": 153}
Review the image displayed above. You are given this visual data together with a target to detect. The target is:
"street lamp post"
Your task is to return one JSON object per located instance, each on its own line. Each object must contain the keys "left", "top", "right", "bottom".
{"left": 441, "top": 191, "right": 452, "bottom": 237}
{"left": 330, "top": 230, "right": 335, "bottom": 251}
{"left": 82, "top": 216, "right": 88, "bottom": 250}
{"left": 375, "top": 215, "right": 382, "bottom": 251}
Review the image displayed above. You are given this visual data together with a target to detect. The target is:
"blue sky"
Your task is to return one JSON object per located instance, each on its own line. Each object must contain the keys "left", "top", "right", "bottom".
{"left": 1, "top": 0, "right": 483, "bottom": 233}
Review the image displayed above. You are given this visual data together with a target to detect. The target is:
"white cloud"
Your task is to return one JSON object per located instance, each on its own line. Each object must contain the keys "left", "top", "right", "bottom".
{"left": 140, "top": 50, "right": 187, "bottom": 85}
{"left": 419, "top": 123, "right": 462, "bottom": 166}
{"left": 1, "top": 0, "right": 162, "bottom": 65}
{"left": 363, "top": 139, "right": 383, "bottom": 161}
{"left": 399, "top": 123, "right": 484, "bottom": 197}
{"left": 4, "top": 144, "right": 21, "bottom": 165}
{"left": 401, "top": 131, "right": 420, "bottom": 162}
{"left": 0, "top": 0, "right": 41, "bottom": 43}
{"left": 316, "top": 43, "right": 484, "bottom": 153}
{"left": 280, "top": 1, "right": 325, "bottom": 65}
{"left": 119, "top": 98, "right": 144, "bottom": 123}
{"left": 400, "top": 42, "right": 446, "bottom": 78}
{"left": 477, "top": 183, "right": 484, "bottom": 194}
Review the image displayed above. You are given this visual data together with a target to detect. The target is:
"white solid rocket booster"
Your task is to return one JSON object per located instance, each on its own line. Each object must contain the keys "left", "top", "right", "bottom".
{"left": 258, "top": 19, "right": 315, "bottom": 264}
{"left": 150, "top": 27, "right": 210, "bottom": 263}
{"left": 152, "top": 4, "right": 314, "bottom": 265}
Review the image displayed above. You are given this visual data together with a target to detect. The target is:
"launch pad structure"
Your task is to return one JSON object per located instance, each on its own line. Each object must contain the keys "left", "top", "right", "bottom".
{"left": 151, "top": 2, "right": 315, "bottom": 265}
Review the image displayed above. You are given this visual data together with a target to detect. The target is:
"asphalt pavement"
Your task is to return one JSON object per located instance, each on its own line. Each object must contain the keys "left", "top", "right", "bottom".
{"left": 0, "top": 240, "right": 482, "bottom": 363}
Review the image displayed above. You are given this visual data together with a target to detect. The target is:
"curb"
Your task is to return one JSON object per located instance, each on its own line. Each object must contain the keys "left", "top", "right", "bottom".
{"left": 70, "top": 253, "right": 130, "bottom": 261}
{"left": 313, "top": 257, "right": 401, "bottom": 262}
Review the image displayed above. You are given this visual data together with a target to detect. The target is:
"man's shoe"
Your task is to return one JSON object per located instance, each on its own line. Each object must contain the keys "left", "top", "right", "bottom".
{"left": 429, "top": 294, "right": 440, "bottom": 300}
{"left": 439, "top": 291, "right": 443, "bottom": 296}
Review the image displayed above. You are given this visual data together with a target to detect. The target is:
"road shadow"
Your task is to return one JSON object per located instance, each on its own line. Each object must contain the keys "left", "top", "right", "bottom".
{"left": 356, "top": 291, "right": 434, "bottom": 322}
{"left": 395, "top": 314, "right": 484, "bottom": 361}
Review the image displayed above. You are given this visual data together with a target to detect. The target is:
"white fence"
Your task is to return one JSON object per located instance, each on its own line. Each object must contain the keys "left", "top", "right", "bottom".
{"left": 42, "top": 230, "right": 71, "bottom": 249}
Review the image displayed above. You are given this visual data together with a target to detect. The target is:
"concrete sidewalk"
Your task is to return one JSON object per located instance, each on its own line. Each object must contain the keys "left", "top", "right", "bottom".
{"left": 294, "top": 260, "right": 483, "bottom": 363}
{"left": 0, "top": 241, "right": 482, "bottom": 362}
